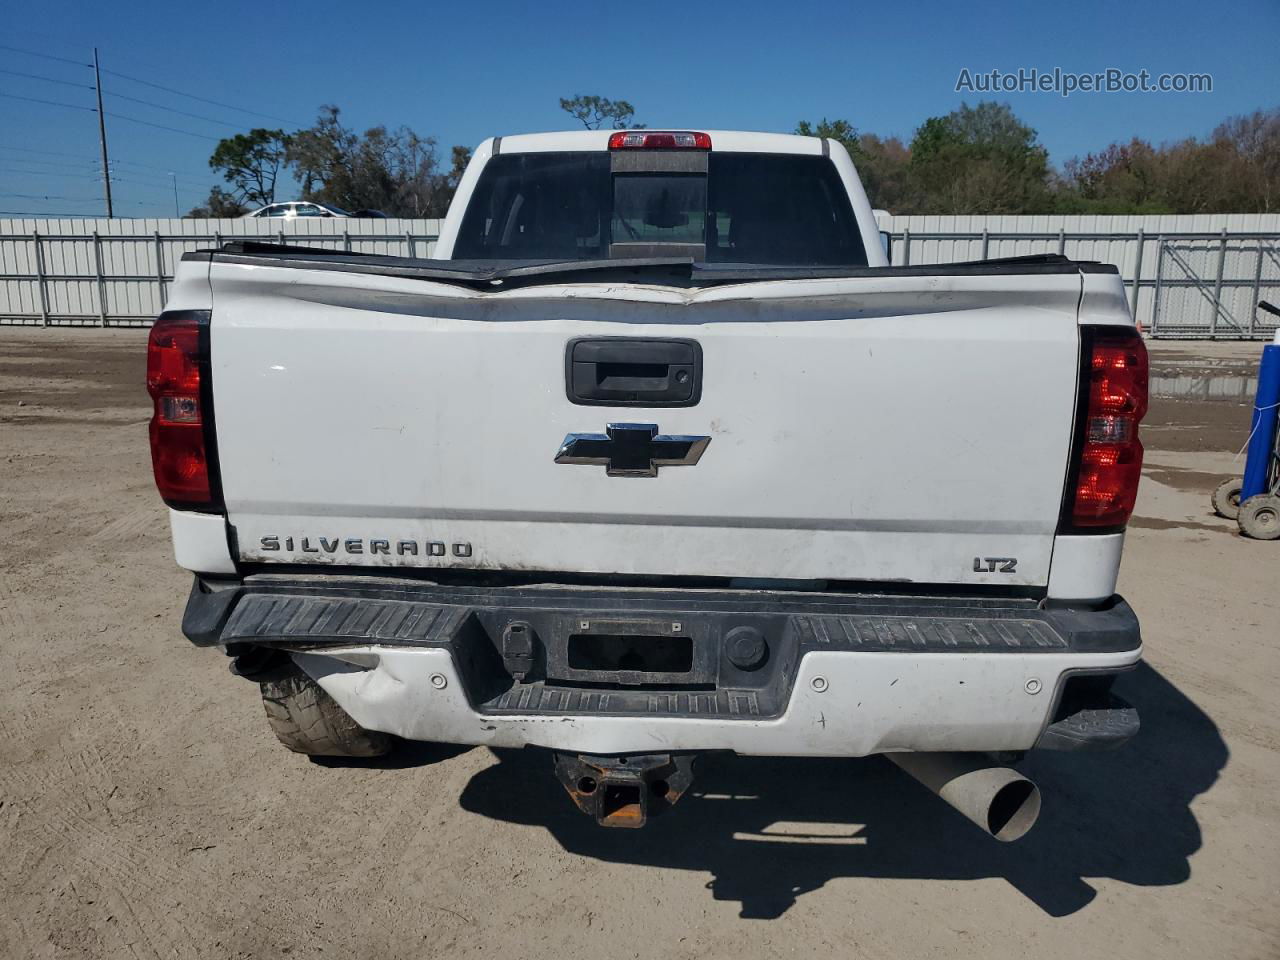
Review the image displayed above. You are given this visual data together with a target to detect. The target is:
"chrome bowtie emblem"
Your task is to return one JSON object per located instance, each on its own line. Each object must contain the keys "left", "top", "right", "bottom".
{"left": 555, "top": 423, "right": 711, "bottom": 477}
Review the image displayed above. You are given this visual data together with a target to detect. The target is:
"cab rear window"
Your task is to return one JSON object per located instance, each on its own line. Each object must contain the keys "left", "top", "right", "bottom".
{"left": 453, "top": 151, "right": 866, "bottom": 266}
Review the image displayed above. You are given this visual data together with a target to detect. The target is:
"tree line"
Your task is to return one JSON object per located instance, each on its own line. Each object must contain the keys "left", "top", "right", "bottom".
{"left": 192, "top": 96, "right": 1280, "bottom": 217}
{"left": 189, "top": 95, "right": 636, "bottom": 217}
{"left": 189, "top": 105, "right": 471, "bottom": 217}
{"left": 803, "top": 101, "right": 1280, "bottom": 214}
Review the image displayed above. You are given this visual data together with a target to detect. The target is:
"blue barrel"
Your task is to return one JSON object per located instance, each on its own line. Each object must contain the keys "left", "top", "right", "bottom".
{"left": 1241, "top": 343, "right": 1280, "bottom": 500}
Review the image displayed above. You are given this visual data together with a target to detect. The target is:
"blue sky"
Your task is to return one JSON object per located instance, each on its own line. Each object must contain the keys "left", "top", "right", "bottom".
{"left": 2, "top": 0, "right": 1277, "bottom": 217}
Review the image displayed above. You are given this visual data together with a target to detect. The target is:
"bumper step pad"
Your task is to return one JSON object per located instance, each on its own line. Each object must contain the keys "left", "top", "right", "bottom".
{"left": 217, "top": 592, "right": 1068, "bottom": 652}
{"left": 1036, "top": 693, "right": 1140, "bottom": 751}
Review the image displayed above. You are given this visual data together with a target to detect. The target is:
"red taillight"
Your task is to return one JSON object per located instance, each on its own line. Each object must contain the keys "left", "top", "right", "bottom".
{"left": 1070, "top": 329, "right": 1148, "bottom": 528}
{"left": 608, "top": 131, "right": 712, "bottom": 150}
{"left": 147, "top": 310, "right": 219, "bottom": 509}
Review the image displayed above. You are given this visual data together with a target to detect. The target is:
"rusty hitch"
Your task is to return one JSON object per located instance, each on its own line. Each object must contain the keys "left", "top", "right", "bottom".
{"left": 553, "top": 752, "right": 697, "bottom": 828}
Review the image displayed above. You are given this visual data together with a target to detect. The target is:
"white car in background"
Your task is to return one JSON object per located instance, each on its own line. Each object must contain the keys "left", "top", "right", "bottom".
{"left": 242, "top": 201, "right": 349, "bottom": 219}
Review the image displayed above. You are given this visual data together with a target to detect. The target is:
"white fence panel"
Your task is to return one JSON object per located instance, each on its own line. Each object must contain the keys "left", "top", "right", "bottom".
{"left": 2, "top": 214, "right": 1278, "bottom": 336}
{"left": 0, "top": 217, "right": 442, "bottom": 326}
{"left": 885, "top": 213, "right": 1280, "bottom": 337}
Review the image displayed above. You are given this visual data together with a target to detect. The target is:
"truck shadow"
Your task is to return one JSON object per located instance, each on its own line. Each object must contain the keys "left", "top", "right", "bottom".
{"left": 457, "top": 663, "right": 1225, "bottom": 918}
{"left": 311, "top": 740, "right": 472, "bottom": 769}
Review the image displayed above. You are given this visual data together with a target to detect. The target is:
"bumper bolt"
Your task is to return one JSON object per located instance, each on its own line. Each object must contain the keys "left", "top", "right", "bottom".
{"left": 1024, "top": 678, "right": 1042, "bottom": 695}
{"left": 430, "top": 673, "right": 448, "bottom": 690}
{"left": 725, "top": 626, "right": 768, "bottom": 671}
{"left": 810, "top": 676, "right": 829, "bottom": 693}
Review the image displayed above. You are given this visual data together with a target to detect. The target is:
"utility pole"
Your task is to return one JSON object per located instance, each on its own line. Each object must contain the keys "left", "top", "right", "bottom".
{"left": 92, "top": 48, "right": 113, "bottom": 218}
{"left": 169, "top": 172, "right": 179, "bottom": 217}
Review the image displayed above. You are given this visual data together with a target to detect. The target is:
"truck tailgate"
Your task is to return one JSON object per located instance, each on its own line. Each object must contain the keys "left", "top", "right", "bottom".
{"left": 207, "top": 262, "right": 1083, "bottom": 588}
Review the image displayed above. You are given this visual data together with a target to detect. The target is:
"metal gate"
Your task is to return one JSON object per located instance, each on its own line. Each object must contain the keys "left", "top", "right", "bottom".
{"left": 1151, "top": 234, "right": 1280, "bottom": 338}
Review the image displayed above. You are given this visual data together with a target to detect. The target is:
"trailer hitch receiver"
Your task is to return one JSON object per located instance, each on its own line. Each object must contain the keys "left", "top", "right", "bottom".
{"left": 553, "top": 752, "right": 696, "bottom": 828}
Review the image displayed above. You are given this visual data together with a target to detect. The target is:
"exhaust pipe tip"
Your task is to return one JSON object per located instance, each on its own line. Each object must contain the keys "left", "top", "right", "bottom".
{"left": 889, "top": 752, "right": 1041, "bottom": 842}
{"left": 984, "top": 776, "right": 1041, "bottom": 842}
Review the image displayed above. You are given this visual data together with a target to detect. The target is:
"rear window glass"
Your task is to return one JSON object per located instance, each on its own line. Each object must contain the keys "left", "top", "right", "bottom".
{"left": 705, "top": 154, "right": 865, "bottom": 266}
{"left": 454, "top": 153, "right": 611, "bottom": 260}
{"left": 453, "top": 151, "right": 866, "bottom": 266}
{"left": 612, "top": 174, "right": 706, "bottom": 245}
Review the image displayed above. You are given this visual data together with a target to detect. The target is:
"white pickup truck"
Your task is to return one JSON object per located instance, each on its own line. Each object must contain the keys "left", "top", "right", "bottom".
{"left": 151, "top": 129, "right": 1146, "bottom": 838}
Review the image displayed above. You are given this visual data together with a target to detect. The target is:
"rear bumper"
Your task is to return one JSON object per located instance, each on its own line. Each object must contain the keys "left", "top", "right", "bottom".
{"left": 186, "top": 574, "right": 1142, "bottom": 757}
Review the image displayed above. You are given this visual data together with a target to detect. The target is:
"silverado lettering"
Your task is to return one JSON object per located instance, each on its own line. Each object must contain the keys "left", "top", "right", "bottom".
{"left": 259, "top": 536, "right": 473, "bottom": 557}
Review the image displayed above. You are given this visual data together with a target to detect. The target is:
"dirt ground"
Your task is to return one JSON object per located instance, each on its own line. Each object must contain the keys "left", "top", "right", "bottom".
{"left": 1, "top": 329, "right": 1277, "bottom": 959}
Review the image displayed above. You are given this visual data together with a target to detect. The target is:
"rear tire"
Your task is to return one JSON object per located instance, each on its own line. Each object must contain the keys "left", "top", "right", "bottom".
{"left": 1211, "top": 478, "right": 1243, "bottom": 519}
{"left": 1238, "top": 494, "right": 1280, "bottom": 541}
{"left": 260, "top": 665, "right": 391, "bottom": 757}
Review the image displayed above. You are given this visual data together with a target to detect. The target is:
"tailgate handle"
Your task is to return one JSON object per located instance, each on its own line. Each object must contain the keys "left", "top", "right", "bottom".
{"left": 567, "top": 338, "right": 702, "bottom": 407}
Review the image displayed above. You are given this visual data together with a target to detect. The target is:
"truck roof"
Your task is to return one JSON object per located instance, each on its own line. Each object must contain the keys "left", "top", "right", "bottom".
{"left": 488, "top": 129, "right": 828, "bottom": 155}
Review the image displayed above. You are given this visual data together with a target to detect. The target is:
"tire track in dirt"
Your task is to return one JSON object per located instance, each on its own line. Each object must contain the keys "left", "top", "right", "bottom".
{"left": 0, "top": 578, "right": 30, "bottom": 638}
{"left": 0, "top": 732, "right": 125, "bottom": 885}
{"left": 0, "top": 712, "right": 314, "bottom": 959}
{"left": 13, "top": 798, "right": 333, "bottom": 957}
{"left": 26, "top": 813, "right": 195, "bottom": 960}
{"left": 89, "top": 503, "right": 166, "bottom": 544}
{"left": 0, "top": 743, "right": 170, "bottom": 957}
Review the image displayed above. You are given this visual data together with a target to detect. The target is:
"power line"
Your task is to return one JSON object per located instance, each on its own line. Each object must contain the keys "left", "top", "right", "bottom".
{"left": 0, "top": 161, "right": 212, "bottom": 199}
{"left": 0, "top": 159, "right": 212, "bottom": 187}
{"left": 106, "top": 173, "right": 198, "bottom": 192}
{"left": 104, "top": 89, "right": 245, "bottom": 128}
{"left": 0, "top": 165, "right": 103, "bottom": 180}
{"left": 119, "top": 175, "right": 212, "bottom": 193}
{"left": 2, "top": 45, "right": 305, "bottom": 129}
{"left": 0, "top": 165, "right": 207, "bottom": 189}
{"left": 2, "top": 80, "right": 284, "bottom": 144}
{"left": 108, "top": 156, "right": 209, "bottom": 179}
{"left": 0, "top": 207, "right": 151, "bottom": 216}
{"left": 0, "top": 211, "right": 105, "bottom": 217}
{"left": 0, "top": 166, "right": 209, "bottom": 192}
{"left": 0, "top": 91, "right": 94, "bottom": 111}
{"left": 0, "top": 146, "right": 215, "bottom": 181}
{"left": 0, "top": 192, "right": 100, "bottom": 202}
{"left": 105, "top": 175, "right": 164, "bottom": 190}
{"left": 0, "top": 144, "right": 98, "bottom": 161}
{"left": 1, "top": 82, "right": 227, "bottom": 167}
{"left": 108, "top": 168, "right": 211, "bottom": 189}
{"left": 102, "top": 68, "right": 304, "bottom": 126}
{"left": 0, "top": 47, "right": 301, "bottom": 214}
{"left": 1, "top": 93, "right": 229, "bottom": 141}
{"left": 102, "top": 110, "right": 219, "bottom": 141}
{"left": 0, "top": 154, "right": 100, "bottom": 172}
{"left": 0, "top": 67, "right": 95, "bottom": 90}
{"left": 0, "top": 44, "right": 92, "bottom": 68}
